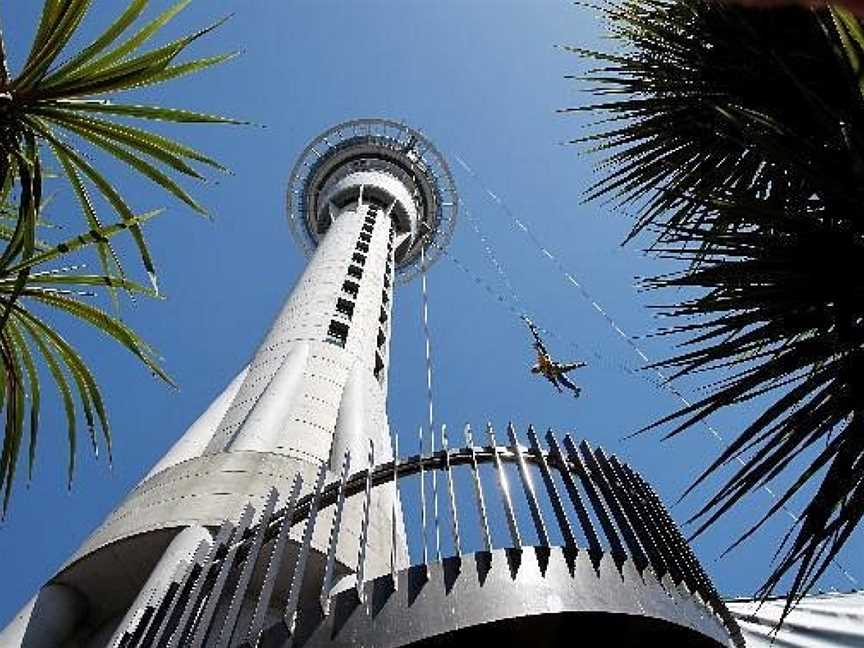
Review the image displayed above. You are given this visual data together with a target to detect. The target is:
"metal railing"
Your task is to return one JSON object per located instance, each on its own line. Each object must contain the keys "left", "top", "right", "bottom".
{"left": 115, "top": 423, "right": 742, "bottom": 647}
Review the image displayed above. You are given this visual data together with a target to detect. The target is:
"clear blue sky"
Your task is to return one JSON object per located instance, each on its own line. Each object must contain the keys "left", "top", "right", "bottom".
{"left": 2, "top": 0, "right": 861, "bottom": 625}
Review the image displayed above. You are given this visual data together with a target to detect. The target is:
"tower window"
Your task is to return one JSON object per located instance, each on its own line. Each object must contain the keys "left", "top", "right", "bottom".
{"left": 356, "top": 241, "right": 369, "bottom": 254}
{"left": 352, "top": 252, "right": 366, "bottom": 266}
{"left": 348, "top": 264, "right": 363, "bottom": 280}
{"left": 373, "top": 351, "right": 385, "bottom": 382}
{"left": 343, "top": 280, "right": 359, "bottom": 298}
{"left": 336, "top": 298, "right": 355, "bottom": 320}
{"left": 384, "top": 273, "right": 391, "bottom": 289}
{"left": 360, "top": 232, "right": 372, "bottom": 243}
{"left": 381, "top": 290, "right": 390, "bottom": 305}
{"left": 362, "top": 223, "right": 374, "bottom": 234}
{"left": 327, "top": 320, "right": 349, "bottom": 348}
{"left": 377, "top": 329, "right": 386, "bottom": 348}
{"left": 379, "top": 307, "right": 388, "bottom": 325}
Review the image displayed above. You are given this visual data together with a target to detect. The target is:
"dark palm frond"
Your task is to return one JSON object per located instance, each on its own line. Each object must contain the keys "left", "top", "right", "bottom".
{"left": 1, "top": 0, "right": 240, "bottom": 293}
{"left": 0, "top": 206, "right": 171, "bottom": 514}
{"left": 639, "top": 202, "right": 864, "bottom": 619}
{"left": 566, "top": 0, "right": 864, "bottom": 249}
{"left": 571, "top": 0, "right": 864, "bottom": 622}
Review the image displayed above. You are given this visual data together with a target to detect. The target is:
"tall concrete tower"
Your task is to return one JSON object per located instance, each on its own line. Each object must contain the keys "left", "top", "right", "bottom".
{"left": 0, "top": 118, "right": 457, "bottom": 646}
{"left": 1, "top": 120, "right": 743, "bottom": 648}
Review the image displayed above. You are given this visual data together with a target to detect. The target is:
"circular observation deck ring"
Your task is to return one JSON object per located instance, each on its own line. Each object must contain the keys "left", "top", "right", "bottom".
{"left": 286, "top": 119, "right": 458, "bottom": 283}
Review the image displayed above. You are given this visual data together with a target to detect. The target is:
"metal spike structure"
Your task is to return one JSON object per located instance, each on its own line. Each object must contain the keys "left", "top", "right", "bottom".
{"left": 101, "top": 430, "right": 743, "bottom": 647}
{"left": 1, "top": 120, "right": 742, "bottom": 648}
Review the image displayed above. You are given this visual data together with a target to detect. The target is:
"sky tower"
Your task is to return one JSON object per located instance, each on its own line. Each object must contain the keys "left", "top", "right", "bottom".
{"left": 1, "top": 120, "right": 743, "bottom": 648}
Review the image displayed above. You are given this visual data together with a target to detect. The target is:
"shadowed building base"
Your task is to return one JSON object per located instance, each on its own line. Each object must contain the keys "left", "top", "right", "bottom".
{"left": 267, "top": 548, "right": 734, "bottom": 648}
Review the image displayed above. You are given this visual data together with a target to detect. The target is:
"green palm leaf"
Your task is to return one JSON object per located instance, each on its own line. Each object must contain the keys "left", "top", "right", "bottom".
{"left": 0, "top": 208, "right": 171, "bottom": 512}
{"left": 2, "top": 0, "right": 237, "bottom": 291}
{"left": 0, "top": 0, "right": 237, "bottom": 509}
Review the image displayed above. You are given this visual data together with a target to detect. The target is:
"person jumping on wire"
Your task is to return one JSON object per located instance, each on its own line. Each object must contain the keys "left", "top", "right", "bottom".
{"left": 524, "top": 317, "right": 586, "bottom": 398}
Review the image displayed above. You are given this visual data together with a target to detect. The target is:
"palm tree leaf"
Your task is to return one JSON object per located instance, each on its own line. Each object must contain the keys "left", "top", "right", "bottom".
{"left": 14, "top": 0, "right": 91, "bottom": 91}
{"left": 5, "top": 320, "right": 40, "bottom": 480}
{"left": 0, "top": 336, "right": 25, "bottom": 515}
{"left": 30, "top": 120, "right": 160, "bottom": 289}
{"left": 43, "top": 99, "right": 244, "bottom": 124}
{"left": 0, "top": 141, "right": 40, "bottom": 330}
{"left": 15, "top": 313, "right": 77, "bottom": 487}
{"left": 50, "top": 139, "right": 125, "bottom": 309}
{"left": 23, "top": 290, "right": 172, "bottom": 385}
{"left": 17, "top": 273, "right": 158, "bottom": 296}
{"left": 127, "top": 51, "right": 238, "bottom": 91}
{"left": 42, "top": 0, "right": 149, "bottom": 85}
{"left": 33, "top": 107, "right": 224, "bottom": 174}
{"left": 4, "top": 209, "right": 161, "bottom": 275}
{"left": 28, "top": 0, "right": 65, "bottom": 62}
{"left": 59, "top": 0, "right": 191, "bottom": 80}
{"left": 46, "top": 117, "right": 206, "bottom": 215}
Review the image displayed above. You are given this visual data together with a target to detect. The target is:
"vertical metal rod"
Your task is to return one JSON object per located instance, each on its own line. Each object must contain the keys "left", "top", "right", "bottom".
{"left": 284, "top": 461, "right": 328, "bottom": 635}
{"left": 214, "top": 489, "right": 280, "bottom": 648}
{"left": 508, "top": 422, "right": 549, "bottom": 547}
{"left": 600, "top": 452, "right": 676, "bottom": 582}
{"left": 561, "top": 434, "right": 626, "bottom": 566}
{"left": 633, "top": 470, "right": 733, "bottom": 636}
{"left": 611, "top": 456, "right": 688, "bottom": 586}
{"left": 189, "top": 505, "right": 255, "bottom": 648}
{"left": 320, "top": 450, "right": 352, "bottom": 615}
{"left": 527, "top": 427, "right": 576, "bottom": 551}
{"left": 575, "top": 439, "right": 647, "bottom": 571}
{"left": 441, "top": 424, "right": 462, "bottom": 555}
{"left": 150, "top": 540, "right": 211, "bottom": 647}
{"left": 133, "top": 589, "right": 172, "bottom": 648}
{"left": 168, "top": 520, "right": 235, "bottom": 648}
{"left": 242, "top": 473, "right": 304, "bottom": 647}
{"left": 592, "top": 447, "right": 664, "bottom": 578}
{"left": 626, "top": 466, "right": 715, "bottom": 597}
{"left": 545, "top": 430, "right": 601, "bottom": 560}
{"left": 488, "top": 422, "right": 522, "bottom": 550}
{"left": 418, "top": 426, "right": 429, "bottom": 568}
{"left": 356, "top": 440, "right": 375, "bottom": 602}
{"left": 465, "top": 424, "right": 493, "bottom": 552}
{"left": 117, "top": 587, "right": 156, "bottom": 646}
{"left": 391, "top": 433, "right": 399, "bottom": 590}
{"left": 130, "top": 566, "right": 180, "bottom": 648}
{"left": 431, "top": 423, "right": 441, "bottom": 562}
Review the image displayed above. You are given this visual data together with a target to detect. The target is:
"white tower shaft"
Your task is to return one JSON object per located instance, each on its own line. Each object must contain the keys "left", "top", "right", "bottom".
{"left": 0, "top": 119, "right": 459, "bottom": 647}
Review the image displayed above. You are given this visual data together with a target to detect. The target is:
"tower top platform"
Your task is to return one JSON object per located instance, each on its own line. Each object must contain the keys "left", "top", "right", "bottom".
{"left": 286, "top": 118, "right": 458, "bottom": 283}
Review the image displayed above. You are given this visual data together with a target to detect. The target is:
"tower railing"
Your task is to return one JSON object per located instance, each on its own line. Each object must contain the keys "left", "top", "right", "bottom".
{"left": 114, "top": 423, "right": 744, "bottom": 648}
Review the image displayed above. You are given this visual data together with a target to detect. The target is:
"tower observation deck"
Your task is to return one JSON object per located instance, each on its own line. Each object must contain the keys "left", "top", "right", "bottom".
{"left": 1, "top": 121, "right": 742, "bottom": 648}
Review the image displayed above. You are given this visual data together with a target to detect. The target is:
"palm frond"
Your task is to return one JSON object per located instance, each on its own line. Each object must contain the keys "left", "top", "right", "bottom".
{"left": 0, "top": 208, "right": 171, "bottom": 514}
{"left": 2, "top": 0, "right": 239, "bottom": 291}
{"left": 572, "top": 0, "right": 864, "bottom": 621}
{"left": 0, "top": 0, "right": 237, "bottom": 513}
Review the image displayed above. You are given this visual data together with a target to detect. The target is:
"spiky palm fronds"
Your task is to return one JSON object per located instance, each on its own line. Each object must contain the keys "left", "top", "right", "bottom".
{"left": 0, "top": 204, "right": 172, "bottom": 513}
{"left": 570, "top": 0, "right": 864, "bottom": 618}
{"left": 0, "top": 0, "right": 237, "bottom": 513}
{"left": 565, "top": 1, "right": 863, "bottom": 247}
{"left": 644, "top": 202, "right": 864, "bottom": 607}
{"left": 1, "top": 0, "right": 239, "bottom": 294}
